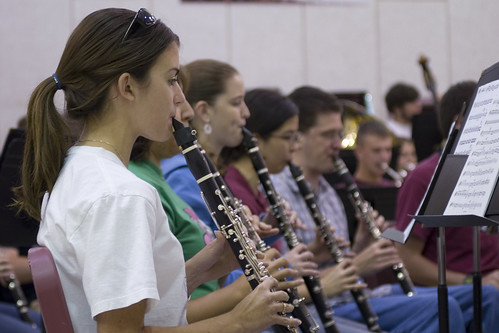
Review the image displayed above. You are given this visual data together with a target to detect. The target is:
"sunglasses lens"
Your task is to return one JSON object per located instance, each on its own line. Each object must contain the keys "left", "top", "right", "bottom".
{"left": 137, "top": 8, "right": 156, "bottom": 27}
{"left": 122, "top": 8, "right": 157, "bottom": 43}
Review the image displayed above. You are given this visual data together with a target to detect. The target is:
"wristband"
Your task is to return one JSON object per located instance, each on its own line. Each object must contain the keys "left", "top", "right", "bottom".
{"left": 463, "top": 274, "right": 473, "bottom": 284}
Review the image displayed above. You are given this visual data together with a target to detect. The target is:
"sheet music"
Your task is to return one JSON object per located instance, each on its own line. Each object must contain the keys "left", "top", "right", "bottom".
{"left": 445, "top": 79, "right": 499, "bottom": 215}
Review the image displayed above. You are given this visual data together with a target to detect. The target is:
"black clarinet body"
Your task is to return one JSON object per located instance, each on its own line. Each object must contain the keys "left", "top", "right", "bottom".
{"left": 288, "top": 162, "right": 382, "bottom": 333}
{"left": 172, "top": 119, "right": 298, "bottom": 333}
{"left": 332, "top": 156, "right": 415, "bottom": 297}
{"left": 5, "top": 273, "right": 38, "bottom": 329}
{"left": 203, "top": 152, "right": 319, "bottom": 333}
{"left": 242, "top": 128, "right": 339, "bottom": 333}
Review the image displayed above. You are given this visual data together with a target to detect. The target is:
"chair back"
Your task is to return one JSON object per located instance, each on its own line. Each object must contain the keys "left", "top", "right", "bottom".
{"left": 28, "top": 246, "right": 75, "bottom": 333}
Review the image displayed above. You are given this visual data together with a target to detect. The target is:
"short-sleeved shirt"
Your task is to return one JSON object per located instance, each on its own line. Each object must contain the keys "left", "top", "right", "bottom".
{"left": 129, "top": 159, "right": 218, "bottom": 299}
{"left": 38, "top": 146, "right": 188, "bottom": 332}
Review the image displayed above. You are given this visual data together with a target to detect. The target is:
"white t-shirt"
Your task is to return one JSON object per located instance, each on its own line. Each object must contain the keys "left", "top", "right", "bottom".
{"left": 385, "top": 118, "right": 412, "bottom": 139}
{"left": 38, "top": 146, "right": 188, "bottom": 332}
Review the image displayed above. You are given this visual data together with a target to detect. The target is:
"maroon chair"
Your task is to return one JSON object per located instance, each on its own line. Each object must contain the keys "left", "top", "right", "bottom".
{"left": 28, "top": 246, "right": 74, "bottom": 333}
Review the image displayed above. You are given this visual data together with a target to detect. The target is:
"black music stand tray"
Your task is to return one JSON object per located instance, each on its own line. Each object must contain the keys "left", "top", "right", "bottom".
{"left": 382, "top": 60, "right": 499, "bottom": 333}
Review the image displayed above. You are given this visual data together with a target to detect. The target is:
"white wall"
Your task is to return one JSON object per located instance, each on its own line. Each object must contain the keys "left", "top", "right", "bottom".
{"left": 1, "top": 0, "right": 499, "bottom": 149}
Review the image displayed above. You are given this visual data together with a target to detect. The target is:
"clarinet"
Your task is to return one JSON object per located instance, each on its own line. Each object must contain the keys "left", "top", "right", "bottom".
{"left": 288, "top": 162, "right": 382, "bottom": 333}
{"left": 241, "top": 128, "right": 339, "bottom": 333}
{"left": 5, "top": 273, "right": 38, "bottom": 329}
{"left": 202, "top": 153, "right": 320, "bottom": 333}
{"left": 172, "top": 119, "right": 298, "bottom": 333}
{"left": 332, "top": 156, "right": 415, "bottom": 297}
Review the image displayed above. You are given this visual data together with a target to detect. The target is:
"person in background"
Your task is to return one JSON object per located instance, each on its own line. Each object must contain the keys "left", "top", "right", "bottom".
{"left": 129, "top": 83, "right": 303, "bottom": 326}
{"left": 384, "top": 82, "right": 422, "bottom": 140}
{"left": 353, "top": 120, "right": 395, "bottom": 187}
{"left": 222, "top": 87, "right": 372, "bottom": 333}
{"left": 272, "top": 85, "right": 499, "bottom": 332}
{"left": 14, "top": 8, "right": 299, "bottom": 332}
{"left": 162, "top": 59, "right": 250, "bottom": 231}
{"left": 391, "top": 138, "right": 417, "bottom": 178}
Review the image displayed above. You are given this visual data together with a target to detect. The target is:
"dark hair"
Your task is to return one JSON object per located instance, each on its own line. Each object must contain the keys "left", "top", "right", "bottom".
{"left": 183, "top": 59, "right": 238, "bottom": 107}
{"left": 15, "top": 8, "right": 179, "bottom": 220}
{"left": 221, "top": 88, "right": 299, "bottom": 165}
{"left": 385, "top": 83, "right": 420, "bottom": 114}
{"left": 356, "top": 120, "right": 392, "bottom": 146}
{"left": 245, "top": 88, "right": 299, "bottom": 139}
{"left": 288, "top": 86, "right": 342, "bottom": 133}
{"left": 438, "top": 80, "right": 477, "bottom": 137}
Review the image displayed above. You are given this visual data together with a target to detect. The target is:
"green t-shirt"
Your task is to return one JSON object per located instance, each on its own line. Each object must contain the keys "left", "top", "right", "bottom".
{"left": 129, "top": 160, "right": 219, "bottom": 299}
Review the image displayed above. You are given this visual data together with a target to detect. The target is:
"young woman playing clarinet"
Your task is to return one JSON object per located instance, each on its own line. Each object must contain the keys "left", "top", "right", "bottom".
{"left": 15, "top": 8, "right": 299, "bottom": 332}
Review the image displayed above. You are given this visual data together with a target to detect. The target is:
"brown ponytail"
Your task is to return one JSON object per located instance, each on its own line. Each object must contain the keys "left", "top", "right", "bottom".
{"left": 13, "top": 77, "right": 70, "bottom": 221}
{"left": 14, "top": 8, "right": 179, "bottom": 221}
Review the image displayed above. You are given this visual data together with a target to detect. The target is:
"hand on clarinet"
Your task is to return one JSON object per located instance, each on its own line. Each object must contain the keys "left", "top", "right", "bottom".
{"left": 352, "top": 238, "right": 402, "bottom": 277}
{"left": 242, "top": 205, "right": 280, "bottom": 239}
{"left": 263, "top": 248, "right": 304, "bottom": 291}
{"left": 283, "top": 200, "right": 306, "bottom": 231}
{"left": 306, "top": 226, "right": 350, "bottom": 264}
{"left": 261, "top": 201, "right": 306, "bottom": 231}
{"left": 231, "top": 277, "right": 301, "bottom": 332}
{"left": 320, "top": 259, "right": 366, "bottom": 297}
{"left": 0, "top": 248, "right": 14, "bottom": 287}
{"left": 283, "top": 243, "right": 319, "bottom": 277}
{"left": 352, "top": 209, "right": 385, "bottom": 252}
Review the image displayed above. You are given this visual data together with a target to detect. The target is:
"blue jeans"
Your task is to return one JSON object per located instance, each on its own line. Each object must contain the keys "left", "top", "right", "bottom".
{"left": 331, "top": 284, "right": 499, "bottom": 333}
{"left": 0, "top": 301, "right": 43, "bottom": 333}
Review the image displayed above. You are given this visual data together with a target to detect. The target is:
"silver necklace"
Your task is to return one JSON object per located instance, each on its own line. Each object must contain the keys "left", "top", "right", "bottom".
{"left": 77, "top": 139, "right": 126, "bottom": 163}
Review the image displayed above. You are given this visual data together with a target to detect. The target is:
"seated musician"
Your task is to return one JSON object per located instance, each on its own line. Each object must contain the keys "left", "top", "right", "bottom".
{"left": 353, "top": 120, "right": 397, "bottom": 187}
{"left": 128, "top": 87, "right": 303, "bottom": 327}
{"left": 15, "top": 8, "right": 299, "bottom": 332}
{"left": 271, "top": 85, "right": 499, "bottom": 332}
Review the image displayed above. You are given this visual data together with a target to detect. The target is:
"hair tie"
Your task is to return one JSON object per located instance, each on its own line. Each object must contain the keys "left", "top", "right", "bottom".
{"left": 52, "top": 73, "right": 62, "bottom": 90}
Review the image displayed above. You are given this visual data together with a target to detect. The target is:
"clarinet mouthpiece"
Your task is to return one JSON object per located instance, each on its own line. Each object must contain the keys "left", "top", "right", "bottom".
{"left": 172, "top": 118, "right": 184, "bottom": 131}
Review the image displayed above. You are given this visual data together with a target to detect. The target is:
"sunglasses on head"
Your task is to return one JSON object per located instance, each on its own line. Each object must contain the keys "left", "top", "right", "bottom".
{"left": 122, "top": 8, "right": 157, "bottom": 44}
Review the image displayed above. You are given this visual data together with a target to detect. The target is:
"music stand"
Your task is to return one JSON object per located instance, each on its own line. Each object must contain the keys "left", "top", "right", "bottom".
{"left": 383, "top": 61, "right": 499, "bottom": 333}
{"left": 0, "top": 129, "right": 39, "bottom": 247}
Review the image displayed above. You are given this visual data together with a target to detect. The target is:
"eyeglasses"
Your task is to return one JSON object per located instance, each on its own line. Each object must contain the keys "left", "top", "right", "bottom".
{"left": 318, "top": 130, "right": 345, "bottom": 141}
{"left": 122, "top": 8, "right": 157, "bottom": 44}
{"left": 270, "top": 132, "right": 302, "bottom": 144}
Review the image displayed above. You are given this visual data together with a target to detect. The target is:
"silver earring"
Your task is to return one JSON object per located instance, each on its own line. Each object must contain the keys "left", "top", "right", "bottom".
{"left": 204, "top": 123, "right": 212, "bottom": 135}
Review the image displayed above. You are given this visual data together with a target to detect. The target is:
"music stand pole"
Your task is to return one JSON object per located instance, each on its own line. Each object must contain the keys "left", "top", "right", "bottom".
{"left": 437, "top": 227, "right": 449, "bottom": 333}
{"left": 473, "top": 226, "right": 482, "bottom": 333}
